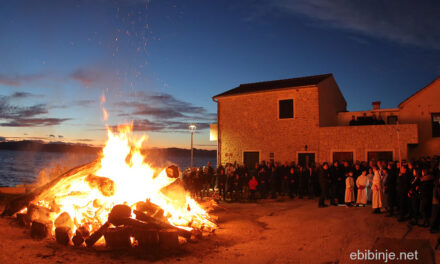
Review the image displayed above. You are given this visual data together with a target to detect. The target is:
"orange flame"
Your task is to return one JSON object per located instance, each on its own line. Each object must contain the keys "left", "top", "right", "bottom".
{"left": 31, "top": 124, "right": 217, "bottom": 234}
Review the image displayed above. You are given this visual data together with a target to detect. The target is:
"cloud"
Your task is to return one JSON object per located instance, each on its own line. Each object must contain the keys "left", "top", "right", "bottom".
{"left": 0, "top": 73, "right": 45, "bottom": 87}
{"left": 123, "top": 91, "right": 215, "bottom": 119}
{"left": 74, "top": 99, "right": 96, "bottom": 107}
{"left": 0, "top": 117, "right": 71, "bottom": 127}
{"left": 115, "top": 91, "right": 216, "bottom": 132}
{"left": 70, "top": 68, "right": 103, "bottom": 87}
{"left": 10, "top": 92, "right": 39, "bottom": 99}
{"left": 250, "top": 0, "right": 440, "bottom": 50}
{"left": 76, "top": 138, "right": 94, "bottom": 142}
{"left": 0, "top": 92, "right": 71, "bottom": 127}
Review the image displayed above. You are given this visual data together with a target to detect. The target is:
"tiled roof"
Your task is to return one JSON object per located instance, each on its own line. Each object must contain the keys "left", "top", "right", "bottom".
{"left": 213, "top": 73, "right": 332, "bottom": 99}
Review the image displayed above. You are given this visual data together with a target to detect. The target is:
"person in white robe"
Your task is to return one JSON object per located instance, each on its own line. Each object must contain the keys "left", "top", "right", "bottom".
{"left": 372, "top": 167, "right": 383, "bottom": 213}
{"left": 345, "top": 171, "right": 355, "bottom": 205}
{"left": 356, "top": 170, "right": 369, "bottom": 206}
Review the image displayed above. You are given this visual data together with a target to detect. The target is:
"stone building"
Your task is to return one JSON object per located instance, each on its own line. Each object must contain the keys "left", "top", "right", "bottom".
{"left": 211, "top": 74, "right": 440, "bottom": 166}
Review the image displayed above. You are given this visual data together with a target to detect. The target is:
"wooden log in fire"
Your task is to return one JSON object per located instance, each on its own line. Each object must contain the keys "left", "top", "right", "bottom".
{"left": 55, "top": 227, "right": 72, "bottom": 245}
{"left": 133, "top": 210, "right": 192, "bottom": 239}
{"left": 72, "top": 232, "right": 84, "bottom": 247}
{"left": 16, "top": 213, "right": 28, "bottom": 227}
{"left": 108, "top": 204, "right": 131, "bottom": 226}
{"left": 30, "top": 221, "right": 51, "bottom": 239}
{"left": 85, "top": 221, "right": 110, "bottom": 247}
{"left": 104, "top": 227, "right": 131, "bottom": 249}
{"left": 158, "top": 229, "right": 179, "bottom": 250}
{"left": 2, "top": 161, "right": 99, "bottom": 216}
{"left": 132, "top": 228, "right": 159, "bottom": 249}
{"left": 72, "top": 226, "right": 89, "bottom": 247}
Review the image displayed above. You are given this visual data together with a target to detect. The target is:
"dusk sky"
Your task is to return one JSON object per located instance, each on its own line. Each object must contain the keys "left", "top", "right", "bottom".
{"left": 0, "top": 0, "right": 439, "bottom": 149}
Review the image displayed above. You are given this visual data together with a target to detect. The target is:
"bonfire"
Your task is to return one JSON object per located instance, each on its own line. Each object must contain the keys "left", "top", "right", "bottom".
{"left": 3, "top": 124, "right": 217, "bottom": 250}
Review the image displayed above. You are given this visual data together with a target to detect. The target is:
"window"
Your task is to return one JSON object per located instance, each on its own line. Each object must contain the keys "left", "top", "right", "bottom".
{"left": 432, "top": 113, "right": 440, "bottom": 137}
{"left": 387, "top": 115, "right": 398, "bottom": 124}
{"left": 279, "top": 99, "right": 294, "bottom": 119}
{"left": 243, "top": 152, "right": 259, "bottom": 168}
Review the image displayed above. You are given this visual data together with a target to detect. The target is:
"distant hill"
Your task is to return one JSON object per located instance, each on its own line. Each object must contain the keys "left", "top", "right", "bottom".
{"left": 0, "top": 140, "right": 100, "bottom": 153}
{"left": 0, "top": 140, "right": 216, "bottom": 157}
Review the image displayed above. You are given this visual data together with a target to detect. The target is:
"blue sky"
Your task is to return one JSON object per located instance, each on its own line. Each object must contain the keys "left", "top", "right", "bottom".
{"left": 0, "top": 0, "right": 439, "bottom": 149}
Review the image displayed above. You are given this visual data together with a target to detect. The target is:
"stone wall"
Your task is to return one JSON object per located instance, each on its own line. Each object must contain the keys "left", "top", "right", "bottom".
{"left": 318, "top": 124, "right": 418, "bottom": 163}
{"left": 217, "top": 86, "right": 321, "bottom": 165}
{"left": 399, "top": 77, "right": 440, "bottom": 158}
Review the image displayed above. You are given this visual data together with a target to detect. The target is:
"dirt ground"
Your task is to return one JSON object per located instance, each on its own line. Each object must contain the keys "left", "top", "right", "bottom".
{"left": 0, "top": 198, "right": 439, "bottom": 264}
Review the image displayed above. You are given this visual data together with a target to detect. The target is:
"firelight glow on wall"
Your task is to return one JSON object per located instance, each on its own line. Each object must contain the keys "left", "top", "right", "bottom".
{"left": 210, "top": 124, "right": 218, "bottom": 141}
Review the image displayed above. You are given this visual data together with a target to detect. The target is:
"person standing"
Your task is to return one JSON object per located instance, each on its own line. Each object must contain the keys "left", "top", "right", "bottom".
{"left": 356, "top": 169, "right": 368, "bottom": 206}
{"left": 396, "top": 165, "right": 411, "bottom": 222}
{"left": 331, "top": 161, "right": 345, "bottom": 205}
{"left": 372, "top": 167, "right": 383, "bottom": 213}
{"left": 430, "top": 175, "right": 440, "bottom": 233}
{"left": 419, "top": 168, "right": 433, "bottom": 227}
{"left": 408, "top": 169, "right": 421, "bottom": 225}
{"left": 217, "top": 168, "right": 226, "bottom": 201}
{"left": 258, "top": 167, "right": 268, "bottom": 199}
{"left": 383, "top": 163, "right": 397, "bottom": 217}
{"left": 249, "top": 175, "right": 258, "bottom": 201}
{"left": 345, "top": 171, "right": 355, "bottom": 206}
{"left": 318, "top": 163, "right": 331, "bottom": 207}
{"left": 366, "top": 168, "right": 374, "bottom": 204}
{"left": 288, "top": 166, "right": 296, "bottom": 199}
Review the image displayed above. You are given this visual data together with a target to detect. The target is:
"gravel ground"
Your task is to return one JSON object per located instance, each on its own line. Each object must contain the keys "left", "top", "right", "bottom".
{"left": 0, "top": 197, "right": 438, "bottom": 264}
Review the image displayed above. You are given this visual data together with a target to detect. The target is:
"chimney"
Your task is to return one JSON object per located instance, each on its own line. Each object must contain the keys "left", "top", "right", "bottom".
{"left": 372, "top": 101, "right": 381, "bottom": 110}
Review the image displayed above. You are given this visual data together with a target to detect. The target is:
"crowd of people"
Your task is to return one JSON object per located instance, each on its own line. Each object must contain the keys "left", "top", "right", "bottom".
{"left": 183, "top": 157, "right": 440, "bottom": 233}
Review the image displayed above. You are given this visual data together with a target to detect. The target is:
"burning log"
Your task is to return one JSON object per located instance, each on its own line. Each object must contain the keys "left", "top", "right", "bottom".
{"left": 30, "top": 221, "right": 51, "bottom": 239}
{"left": 165, "top": 165, "right": 179, "bottom": 178}
{"left": 72, "top": 232, "right": 84, "bottom": 247}
{"left": 85, "top": 174, "right": 115, "bottom": 197}
{"left": 108, "top": 204, "right": 131, "bottom": 226}
{"left": 16, "top": 213, "right": 28, "bottom": 227}
{"left": 54, "top": 212, "right": 73, "bottom": 229}
{"left": 2, "top": 161, "right": 99, "bottom": 216}
{"left": 72, "top": 226, "right": 90, "bottom": 247}
{"left": 133, "top": 210, "right": 192, "bottom": 239}
{"left": 132, "top": 228, "right": 159, "bottom": 249}
{"left": 104, "top": 227, "right": 131, "bottom": 249}
{"left": 55, "top": 227, "right": 72, "bottom": 245}
{"left": 27, "top": 204, "right": 53, "bottom": 224}
{"left": 85, "top": 221, "right": 110, "bottom": 247}
{"left": 135, "top": 199, "right": 161, "bottom": 213}
{"left": 158, "top": 229, "right": 179, "bottom": 250}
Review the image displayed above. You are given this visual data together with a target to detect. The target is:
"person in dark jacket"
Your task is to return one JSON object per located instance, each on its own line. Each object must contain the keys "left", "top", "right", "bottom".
{"left": 331, "top": 161, "right": 344, "bottom": 205}
{"left": 408, "top": 168, "right": 421, "bottom": 225}
{"left": 258, "top": 167, "right": 268, "bottom": 199}
{"left": 396, "top": 165, "right": 411, "bottom": 222}
{"left": 430, "top": 175, "right": 440, "bottom": 233}
{"left": 269, "top": 164, "right": 278, "bottom": 199}
{"left": 419, "top": 168, "right": 434, "bottom": 227}
{"left": 288, "top": 166, "right": 296, "bottom": 199}
{"left": 232, "top": 173, "right": 242, "bottom": 202}
{"left": 281, "top": 162, "right": 290, "bottom": 196}
{"left": 217, "top": 169, "right": 227, "bottom": 201}
{"left": 318, "top": 162, "right": 332, "bottom": 207}
{"left": 384, "top": 163, "right": 397, "bottom": 217}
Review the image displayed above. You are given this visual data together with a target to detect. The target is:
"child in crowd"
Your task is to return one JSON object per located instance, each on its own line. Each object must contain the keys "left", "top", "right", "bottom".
{"left": 249, "top": 175, "right": 258, "bottom": 201}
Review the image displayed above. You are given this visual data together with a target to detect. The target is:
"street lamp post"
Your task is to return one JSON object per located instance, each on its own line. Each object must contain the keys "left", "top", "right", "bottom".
{"left": 189, "top": 124, "right": 196, "bottom": 168}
